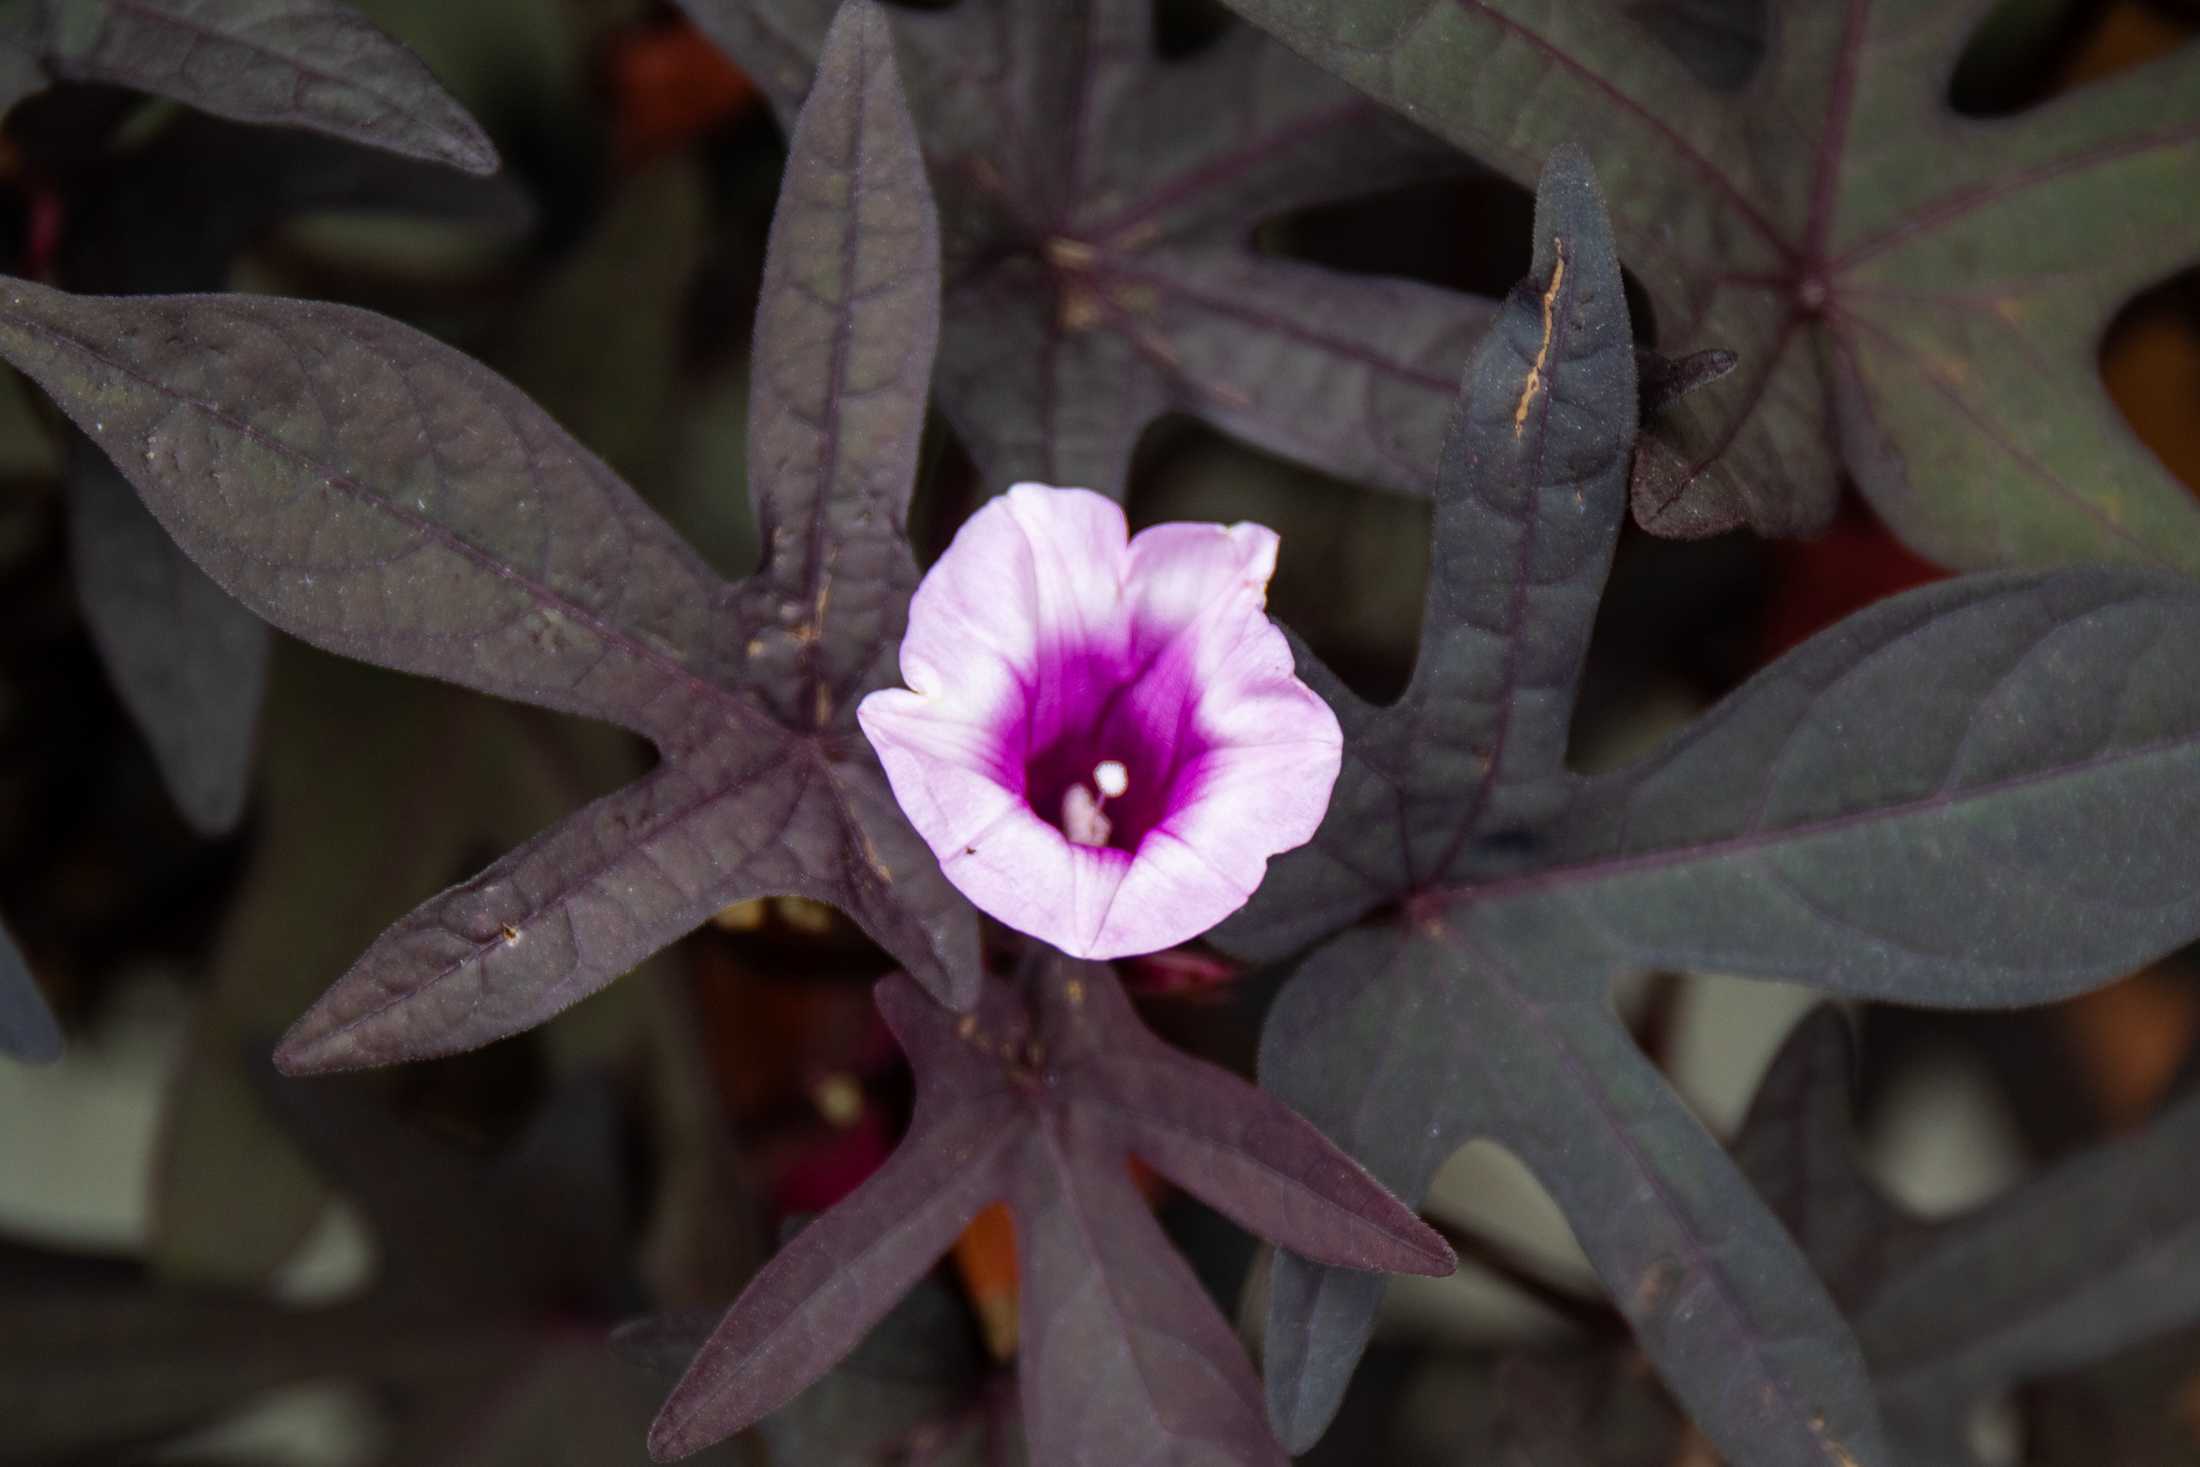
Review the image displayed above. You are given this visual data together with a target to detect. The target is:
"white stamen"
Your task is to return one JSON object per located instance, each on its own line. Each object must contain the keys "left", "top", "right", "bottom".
{"left": 1062, "top": 785, "right": 1112, "bottom": 847}
{"left": 1093, "top": 760, "right": 1129, "bottom": 799}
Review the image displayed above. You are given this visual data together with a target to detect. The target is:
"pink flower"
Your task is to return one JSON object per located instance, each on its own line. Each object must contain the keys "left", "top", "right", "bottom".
{"left": 858, "top": 484, "right": 1342, "bottom": 959}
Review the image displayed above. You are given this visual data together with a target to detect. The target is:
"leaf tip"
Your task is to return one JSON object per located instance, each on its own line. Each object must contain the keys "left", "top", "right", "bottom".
{"left": 271, "top": 1008, "right": 361, "bottom": 1077}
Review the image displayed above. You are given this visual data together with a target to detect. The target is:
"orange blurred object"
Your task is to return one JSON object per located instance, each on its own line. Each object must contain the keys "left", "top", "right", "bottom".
{"left": 949, "top": 1161, "right": 1172, "bottom": 1362}
{"left": 608, "top": 20, "right": 761, "bottom": 169}
{"left": 953, "top": 1202, "right": 1021, "bottom": 1361}
{"left": 2104, "top": 307, "right": 2200, "bottom": 499}
{"left": 2063, "top": 971, "right": 2200, "bottom": 1131}
{"left": 2076, "top": 3, "right": 2200, "bottom": 504}
{"left": 2059, "top": 1, "right": 2196, "bottom": 90}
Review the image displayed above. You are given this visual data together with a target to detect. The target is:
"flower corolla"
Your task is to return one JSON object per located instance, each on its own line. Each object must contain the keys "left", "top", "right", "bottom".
{"left": 858, "top": 483, "right": 1342, "bottom": 958}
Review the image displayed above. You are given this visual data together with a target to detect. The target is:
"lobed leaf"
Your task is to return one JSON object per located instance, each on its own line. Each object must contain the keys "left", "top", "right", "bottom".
{"left": 0, "top": 0, "right": 978, "bottom": 1070}
{"left": 1217, "top": 0, "right": 2200, "bottom": 566}
{"left": 676, "top": 0, "right": 1495, "bottom": 500}
{"left": 1, "top": 0, "right": 497, "bottom": 174}
{"left": 1196, "top": 136, "right": 2192, "bottom": 1464}
{"left": 1509, "top": 570, "right": 2200, "bottom": 1007}
{"left": 1254, "top": 920, "right": 1881, "bottom": 1464}
{"left": 647, "top": 959, "right": 1451, "bottom": 1465}
{"left": 0, "top": 917, "right": 60, "bottom": 1064}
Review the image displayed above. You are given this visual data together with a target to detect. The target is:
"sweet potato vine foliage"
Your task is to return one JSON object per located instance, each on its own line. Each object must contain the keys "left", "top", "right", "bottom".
{"left": 0, "top": 0, "right": 981, "bottom": 1060}
{"left": 1211, "top": 144, "right": 2200, "bottom": 1467}
{"left": 4, "top": 3, "right": 2200, "bottom": 1467}
{"left": 674, "top": 0, "right": 1494, "bottom": 501}
{"left": 1220, "top": 0, "right": 2200, "bottom": 562}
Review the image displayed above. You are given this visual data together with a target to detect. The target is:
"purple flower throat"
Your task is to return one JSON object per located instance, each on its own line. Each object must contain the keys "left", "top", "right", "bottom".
{"left": 1014, "top": 645, "right": 1212, "bottom": 856}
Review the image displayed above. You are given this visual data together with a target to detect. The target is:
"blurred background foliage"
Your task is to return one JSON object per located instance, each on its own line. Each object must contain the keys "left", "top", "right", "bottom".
{"left": 0, "top": 0, "right": 2196, "bottom": 1463}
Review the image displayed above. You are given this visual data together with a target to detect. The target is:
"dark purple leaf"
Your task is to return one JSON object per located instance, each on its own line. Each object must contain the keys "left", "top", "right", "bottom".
{"left": 1205, "top": 141, "right": 2200, "bottom": 1466}
{"left": 0, "top": 0, "right": 979, "bottom": 1069}
{"left": 1216, "top": 0, "right": 2200, "bottom": 565}
{"left": 675, "top": 0, "right": 1495, "bottom": 499}
{"left": 626, "top": 1277, "right": 1022, "bottom": 1467}
{"left": 645, "top": 959, "right": 1451, "bottom": 1464}
{"left": 1529, "top": 570, "right": 2200, "bottom": 1005}
{"left": 1740, "top": 1009, "right": 2200, "bottom": 1458}
{"left": 1, "top": 0, "right": 497, "bottom": 174}
{"left": 67, "top": 434, "right": 266, "bottom": 836}
{"left": 0, "top": 916, "right": 60, "bottom": 1064}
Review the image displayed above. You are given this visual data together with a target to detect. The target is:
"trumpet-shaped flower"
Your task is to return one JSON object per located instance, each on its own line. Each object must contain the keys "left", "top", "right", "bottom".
{"left": 858, "top": 484, "right": 1342, "bottom": 959}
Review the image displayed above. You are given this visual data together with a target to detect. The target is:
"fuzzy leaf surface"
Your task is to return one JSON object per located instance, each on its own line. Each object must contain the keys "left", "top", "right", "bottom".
{"left": 646, "top": 959, "right": 1452, "bottom": 1465}
{"left": 1222, "top": 144, "right": 2200, "bottom": 1465}
{"left": 0, "top": 917, "right": 59, "bottom": 1063}
{"left": 0, "top": 0, "right": 496, "bottom": 173}
{"left": 1219, "top": 0, "right": 2200, "bottom": 564}
{"left": 1740, "top": 1009, "right": 2200, "bottom": 1464}
{"left": 0, "top": 0, "right": 977, "bottom": 1069}
{"left": 676, "top": 0, "right": 1494, "bottom": 498}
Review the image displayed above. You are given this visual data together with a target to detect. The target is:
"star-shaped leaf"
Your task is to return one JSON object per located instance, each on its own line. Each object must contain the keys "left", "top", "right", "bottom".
{"left": 675, "top": 0, "right": 1495, "bottom": 499}
{"left": 623, "top": 1276, "right": 1024, "bottom": 1467}
{"left": 1216, "top": 144, "right": 2200, "bottom": 1466}
{"left": 0, "top": 0, "right": 979, "bottom": 1070}
{"left": 0, "top": 917, "right": 59, "bottom": 1063}
{"left": 1738, "top": 1007, "right": 2200, "bottom": 1466}
{"left": 1218, "top": 0, "right": 2200, "bottom": 563}
{"left": 0, "top": 0, "right": 496, "bottom": 174}
{"left": 646, "top": 958, "right": 1453, "bottom": 1465}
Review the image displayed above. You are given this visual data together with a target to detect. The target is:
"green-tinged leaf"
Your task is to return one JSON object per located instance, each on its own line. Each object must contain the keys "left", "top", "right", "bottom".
{"left": 1215, "top": 143, "right": 2200, "bottom": 1465}
{"left": 0, "top": 0, "right": 979, "bottom": 1069}
{"left": 1218, "top": 0, "right": 2200, "bottom": 564}
{"left": 676, "top": 0, "right": 1494, "bottom": 499}
{"left": 1506, "top": 572, "right": 2200, "bottom": 1006}
{"left": 67, "top": 435, "right": 266, "bottom": 836}
{"left": 1255, "top": 921, "right": 1881, "bottom": 1466}
{"left": 1740, "top": 1008, "right": 2200, "bottom": 1459}
{"left": 0, "top": 0, "right": 497, "bottom": 173}
{"left": 0, "top": 917, "right": 60, "bottom": 1064}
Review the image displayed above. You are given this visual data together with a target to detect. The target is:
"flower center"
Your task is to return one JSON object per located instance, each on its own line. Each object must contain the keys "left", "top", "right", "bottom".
{"left": 1019, "top": 650, "right": 1208, "bottom": 856}
{"left": 1060, "top": 760, "right": 1130, "bottom": 846}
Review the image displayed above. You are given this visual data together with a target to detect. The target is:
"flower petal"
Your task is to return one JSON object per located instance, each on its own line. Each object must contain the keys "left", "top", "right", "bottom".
{"left": 862, "top": 483, "right": 1342, "bottom": 960}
